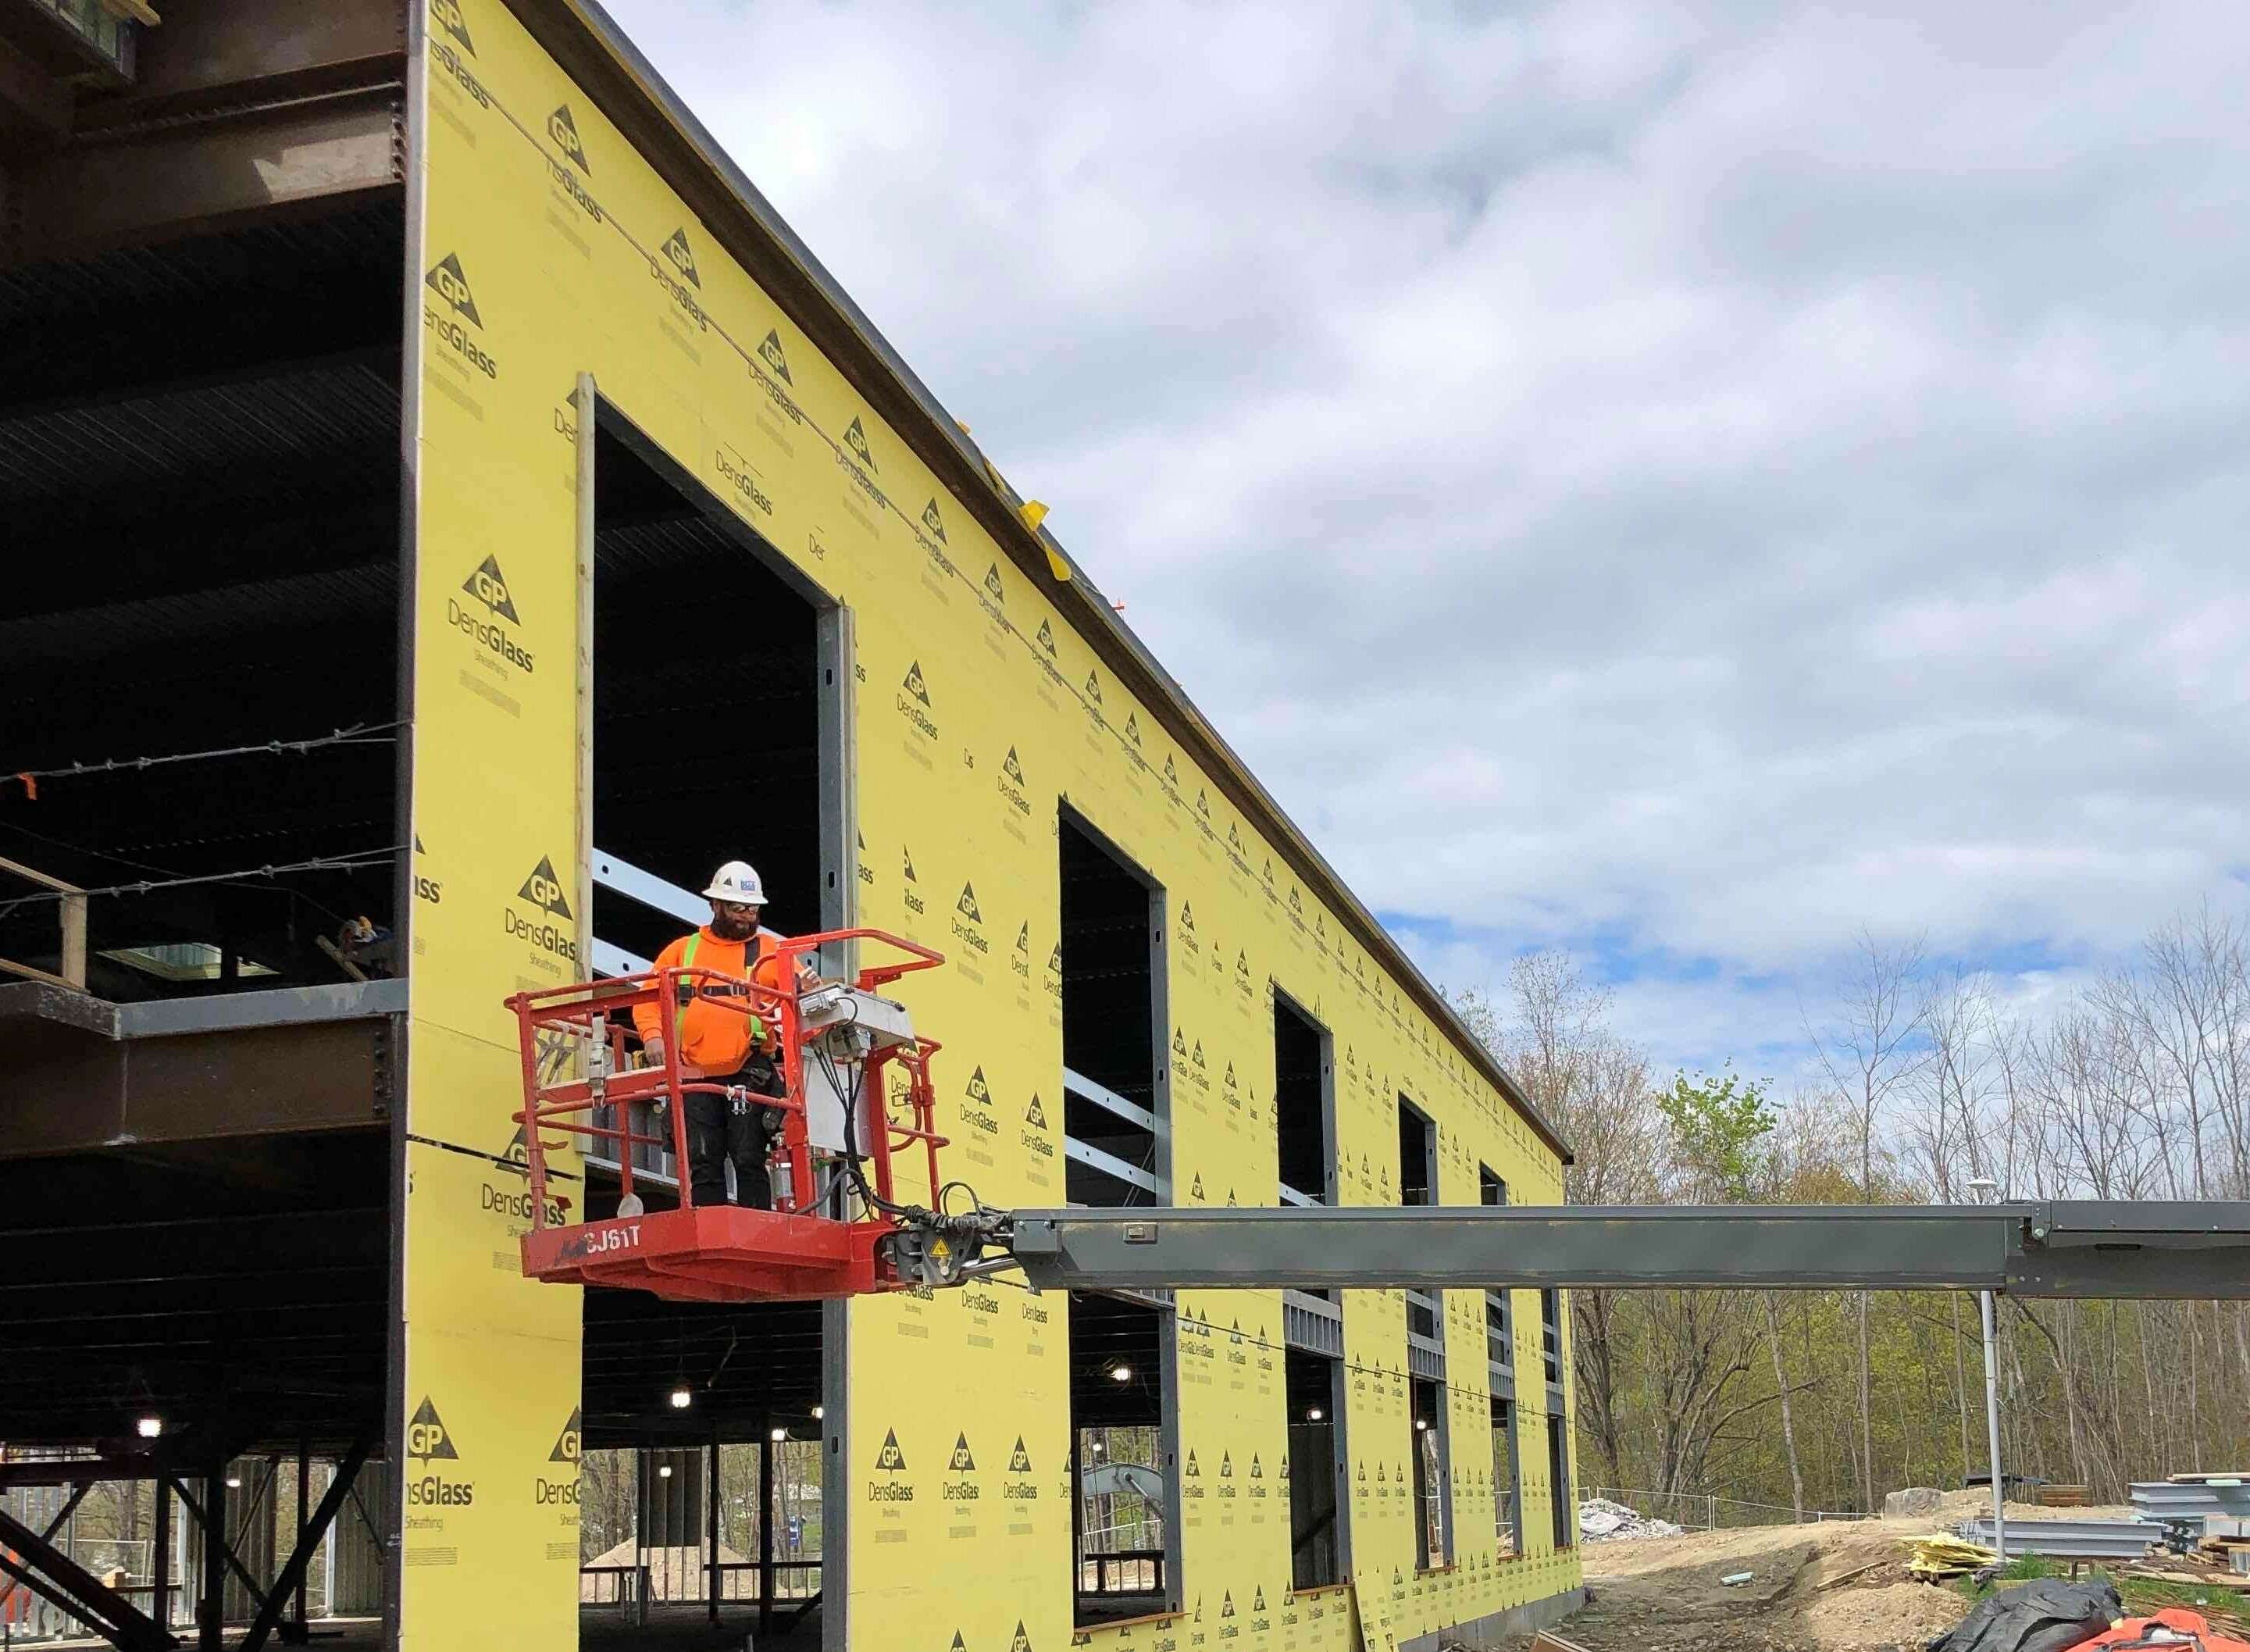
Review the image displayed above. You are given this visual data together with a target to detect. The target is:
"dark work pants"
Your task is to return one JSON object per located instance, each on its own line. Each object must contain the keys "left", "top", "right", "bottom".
{"left": 683, "top": 1056, "right": 783, "bottom": 1209}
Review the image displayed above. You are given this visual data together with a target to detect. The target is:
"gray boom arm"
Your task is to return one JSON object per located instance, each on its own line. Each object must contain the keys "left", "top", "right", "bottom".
{"left": 975, "top": 1201, "right": 2250, "bottom": 1299}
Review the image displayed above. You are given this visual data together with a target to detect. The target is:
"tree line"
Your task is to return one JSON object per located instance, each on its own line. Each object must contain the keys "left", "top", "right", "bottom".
{"left": 1449, "top": 905, "right": 2250, "bottom": 1513}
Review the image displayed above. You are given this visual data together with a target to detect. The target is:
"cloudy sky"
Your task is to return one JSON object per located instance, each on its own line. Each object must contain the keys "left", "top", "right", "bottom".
{"left": 607, "top": 0, "right": 2249, "bottom": 1080}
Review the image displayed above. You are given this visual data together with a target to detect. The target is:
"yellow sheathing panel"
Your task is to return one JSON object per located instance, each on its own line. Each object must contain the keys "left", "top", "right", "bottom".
{"left": 410, "top": 2, "right": 1578, "bottom": 1646}
{"left": 403, "top": 4, "right": 591, "bottom": 1647}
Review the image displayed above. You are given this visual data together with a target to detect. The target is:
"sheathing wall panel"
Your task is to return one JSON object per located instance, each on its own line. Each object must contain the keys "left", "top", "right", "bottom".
{"left": 403, "top": 4, "right": 1578, "bottom": 1647}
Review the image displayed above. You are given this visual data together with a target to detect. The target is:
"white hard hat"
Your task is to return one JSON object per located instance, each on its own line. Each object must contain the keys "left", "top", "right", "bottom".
{"left": 701, "top": 860, "right": 767, "bottom": 904}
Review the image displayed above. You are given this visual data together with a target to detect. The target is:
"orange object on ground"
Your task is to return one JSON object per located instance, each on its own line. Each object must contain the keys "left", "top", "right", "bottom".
{"left": 2073, "top": 1608, "right": 2250, "bottom": 1650}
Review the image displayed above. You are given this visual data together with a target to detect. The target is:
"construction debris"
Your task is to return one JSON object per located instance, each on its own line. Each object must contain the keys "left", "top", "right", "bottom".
{"left": 1577, "top": 1497, "right": 1684, "bottom": 1542}
{"left": 1924, "top": 1579, "right": 2121, "bottom": 1652}
{"left": 1909, "top": 1532, "right": 1998, "bottom": 1579}
{"left": 1885, "top": 1486, "right": 1945, "bottom": 1518}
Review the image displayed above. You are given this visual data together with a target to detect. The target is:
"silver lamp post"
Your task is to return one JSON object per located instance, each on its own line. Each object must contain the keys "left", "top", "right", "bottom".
{"left": 1967, "top": 1175, "right": 2006, "bottom": 1561}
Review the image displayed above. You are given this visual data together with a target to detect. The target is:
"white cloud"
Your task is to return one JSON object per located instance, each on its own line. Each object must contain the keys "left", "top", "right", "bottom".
{"left": 608, "top": 0, "right": 2250, "bottom": 1072}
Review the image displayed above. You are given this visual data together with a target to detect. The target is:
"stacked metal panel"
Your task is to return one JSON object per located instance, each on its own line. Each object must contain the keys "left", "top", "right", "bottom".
{"left": 1958, "top": 1518, "right": 2161, "bottom": 1559}
{"left": 2131, "top": 1480, "right": 2250, "bottom": 1529}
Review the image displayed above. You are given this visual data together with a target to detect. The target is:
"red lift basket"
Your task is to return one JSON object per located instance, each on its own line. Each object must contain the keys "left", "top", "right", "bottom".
{"left": 504, "top": 928, "right": 950, "bottom": 1302}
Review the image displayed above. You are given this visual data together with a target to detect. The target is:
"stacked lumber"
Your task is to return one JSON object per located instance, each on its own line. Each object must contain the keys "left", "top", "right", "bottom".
{"left": 2039, "top": 1484, "right": 2092, "bottom": 1507}
{"left": 2195, "top": 1532, "right": 2250, "bottom": 1572}
{"left": 1909, "top": 1533, "right": 1997, "bottom": 1579}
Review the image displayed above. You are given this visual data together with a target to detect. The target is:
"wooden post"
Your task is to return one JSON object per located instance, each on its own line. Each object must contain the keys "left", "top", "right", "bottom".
{"left": 0, "top": 854, "right": 88, "bottom": 989}
{"left": 58, "top": 889, "right": 86, "bottom": 987}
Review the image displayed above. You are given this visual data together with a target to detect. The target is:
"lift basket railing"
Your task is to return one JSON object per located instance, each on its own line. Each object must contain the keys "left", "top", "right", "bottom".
{"left": 504, "top": 928, "right": 948, "bottom": 1230}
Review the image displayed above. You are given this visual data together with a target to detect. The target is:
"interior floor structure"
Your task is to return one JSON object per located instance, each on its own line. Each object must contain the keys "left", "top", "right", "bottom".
{"left": 0, "top": 192, "right": 409, "bottom": 1472}
{"left": 0, "top": 196, "right": 407, "bottom": 1004}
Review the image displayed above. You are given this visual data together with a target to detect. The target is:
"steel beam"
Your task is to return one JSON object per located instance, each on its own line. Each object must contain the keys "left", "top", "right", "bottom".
{"left": 110, "top": 981, "right": 407, "bottom": 1040}
{"left": 1003, "top": 1202, "right": 2250, "bottom": 1300}
{"left": 5, "top": 89, "right": 401, "bottom": 264}
{"left": 0, "top": 989, "right": 398, "bottom": 1158}
{"left": 92, "top": 0, "right": 402, "bottom": 120}
{"left": 0, "top": 1500, "right": 174, "bottom": 1651}
{"left": 0, "top": 1458, "right": 162, "bottom": 1489}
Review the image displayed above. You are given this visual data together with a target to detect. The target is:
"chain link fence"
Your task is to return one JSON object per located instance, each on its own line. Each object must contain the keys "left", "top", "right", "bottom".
{"left": 1584, "top": 1485, "right": 1878, "bottom": 1532}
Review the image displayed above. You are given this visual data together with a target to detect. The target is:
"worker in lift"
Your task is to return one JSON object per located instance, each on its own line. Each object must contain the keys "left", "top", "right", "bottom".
{"left": 633, "top": 860, "right": 811, "bottom": 1210}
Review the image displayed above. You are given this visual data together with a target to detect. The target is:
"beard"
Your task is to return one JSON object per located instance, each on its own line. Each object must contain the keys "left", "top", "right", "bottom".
{"left": 711, "top": 911, "right": 756, "bottom": 941}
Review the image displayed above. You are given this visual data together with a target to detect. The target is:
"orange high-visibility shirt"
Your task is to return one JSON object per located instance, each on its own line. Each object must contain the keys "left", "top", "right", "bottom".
{"left": 630, "top": 926, "right": 789, "bottom": 1073}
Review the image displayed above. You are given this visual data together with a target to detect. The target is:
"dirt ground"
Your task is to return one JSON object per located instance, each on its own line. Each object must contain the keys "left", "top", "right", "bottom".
{"left": 1498, "top": 1493, "right": 2122, "bottom": 1652}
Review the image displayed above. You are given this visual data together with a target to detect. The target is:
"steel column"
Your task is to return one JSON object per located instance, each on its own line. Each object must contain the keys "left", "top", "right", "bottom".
{"left": 758, "top": 1423, "right": 776, "bottom": 1634}
{"left": 167, "top": 1477, "right": 265, "bottom": 1629}
{"left": 152, "top": 1475, "right": 171, "bottom": 1634}
{"left": 198, "top": 1472, "right": 226, "bottom": 1650}
{"left": 240, "top": 1441, "right": 369, "bottom": 1652}
{"left": 291, "top": 1439, "right": 310, "bottom": 1642}
{"left": 1980, "top": 1289, "right": 2006, "bottom": 1560}
{"left": 706, "top": 1429, "right": 720, "bottom": 1624}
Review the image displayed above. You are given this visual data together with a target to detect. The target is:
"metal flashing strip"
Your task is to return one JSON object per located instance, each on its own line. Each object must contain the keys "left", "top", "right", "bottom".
{"left": 1064, "top": 1066, "right": 1158, "bottom": 1133}
{"left": 1064, "top": 1136, "right": 1162, "bottom": 1196}
{"left": 590, "top": 938, "right": 652, "bottom": 976}
{"left": 593, "top": 849, "right": 708, "bottom": 926}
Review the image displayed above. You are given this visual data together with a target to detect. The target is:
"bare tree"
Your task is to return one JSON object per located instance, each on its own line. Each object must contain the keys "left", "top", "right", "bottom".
{"left": 1443, "top": 901, "right": 2250, "bottom": 1518}
{"left": 1806, "top": 932, "right": 1926, "bottom": 1508}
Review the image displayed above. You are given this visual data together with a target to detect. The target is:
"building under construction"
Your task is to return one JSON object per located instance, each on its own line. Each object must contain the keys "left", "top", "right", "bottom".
{"left": 0, "top": 2, "right": 1582, "bottom": 1647}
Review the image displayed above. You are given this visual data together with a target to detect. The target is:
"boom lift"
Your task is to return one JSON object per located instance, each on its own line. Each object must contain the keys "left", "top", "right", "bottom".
{"left": 508, "top": 950, "right": 2250, "bottom": 1305}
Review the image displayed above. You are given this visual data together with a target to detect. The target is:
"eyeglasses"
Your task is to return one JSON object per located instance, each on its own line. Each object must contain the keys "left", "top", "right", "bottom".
{"left": 716, "top": 901, "right": 759, "bottom": 916}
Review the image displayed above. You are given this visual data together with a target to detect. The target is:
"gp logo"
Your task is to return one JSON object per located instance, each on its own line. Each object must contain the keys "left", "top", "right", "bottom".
{"left": 519, "top": 857, "right": 572, "bottom": 919}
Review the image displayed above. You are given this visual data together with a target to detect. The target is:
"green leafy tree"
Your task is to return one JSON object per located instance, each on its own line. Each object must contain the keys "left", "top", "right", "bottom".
{"left": 1657, "top": 1069, "right": 1776, "bottom": 1202}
